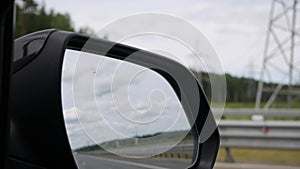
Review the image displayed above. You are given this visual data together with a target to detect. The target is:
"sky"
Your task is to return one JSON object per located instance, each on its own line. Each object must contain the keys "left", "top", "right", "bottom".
{"left": 35, "top": 0, "right": 273, "bottom": 79}
{"left": 35, "top": 0, "right": 300, "bottom": 84}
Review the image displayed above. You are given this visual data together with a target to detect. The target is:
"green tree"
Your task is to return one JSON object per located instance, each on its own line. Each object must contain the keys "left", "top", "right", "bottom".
{"left": 78, "top": 26, "right": 95, "bottom": 36}
{"left": 15, "top": 0, "right": 92, "bottom": 38}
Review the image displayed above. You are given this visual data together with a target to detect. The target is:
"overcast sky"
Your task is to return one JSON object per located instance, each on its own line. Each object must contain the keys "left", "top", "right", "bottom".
{"left": 34, "top": 0, "right": 300, "bottom": 84}
{"left": 35, "top": 0, "right": 275, "bottom": 79}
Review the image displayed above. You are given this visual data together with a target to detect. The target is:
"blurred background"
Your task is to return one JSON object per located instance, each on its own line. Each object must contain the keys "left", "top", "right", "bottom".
{"left": 15, "top": 0, "right": 300, "bottom": 168}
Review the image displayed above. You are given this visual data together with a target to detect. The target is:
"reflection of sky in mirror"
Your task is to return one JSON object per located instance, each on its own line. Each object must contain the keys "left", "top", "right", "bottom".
{"left": 62, "top": 49, "right": 190, "bottom": 149}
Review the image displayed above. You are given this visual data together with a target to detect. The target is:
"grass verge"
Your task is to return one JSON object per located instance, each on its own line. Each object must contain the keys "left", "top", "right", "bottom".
{"left": 217, "top": 148, "right": 300, "bottom": 166}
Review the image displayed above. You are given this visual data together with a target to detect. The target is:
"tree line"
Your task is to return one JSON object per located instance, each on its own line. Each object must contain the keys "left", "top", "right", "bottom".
{"left": 15, "top": 0, "right": 93, "bottom": 38}
{"left": 197, "top": 71, "right": 299, "bottom": 105}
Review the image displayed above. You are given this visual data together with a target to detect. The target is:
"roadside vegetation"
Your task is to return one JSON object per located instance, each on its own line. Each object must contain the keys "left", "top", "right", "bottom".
{"left": 217, "top": 148, "right": 300, "bottom": 166}
{"left": 15, "top": 0, "right": 94, "bottom": 38}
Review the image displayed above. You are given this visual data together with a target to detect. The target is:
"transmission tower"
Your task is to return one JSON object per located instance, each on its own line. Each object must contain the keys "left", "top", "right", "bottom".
{"left": 256, "top": 0, "right": 300, "bottom": 109}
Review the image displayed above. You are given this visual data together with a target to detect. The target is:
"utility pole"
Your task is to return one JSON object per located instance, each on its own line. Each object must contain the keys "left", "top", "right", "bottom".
{"left": 256, "top": 0, "right": 299, "bottom": 109}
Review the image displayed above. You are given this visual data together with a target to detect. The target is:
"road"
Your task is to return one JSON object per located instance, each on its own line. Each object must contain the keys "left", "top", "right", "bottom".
{"left": 75, "top": 154, "right": 299, "bottom": 169}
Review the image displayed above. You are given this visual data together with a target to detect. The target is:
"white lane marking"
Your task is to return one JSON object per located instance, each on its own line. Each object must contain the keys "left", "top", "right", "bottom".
{"left": 80, "top": 154, "right": 169, "bottom": 169}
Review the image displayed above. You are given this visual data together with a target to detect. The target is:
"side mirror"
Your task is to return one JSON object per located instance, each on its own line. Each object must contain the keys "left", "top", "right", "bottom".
{"left": 9, "top": 29, "right": 219, "bottom": 169}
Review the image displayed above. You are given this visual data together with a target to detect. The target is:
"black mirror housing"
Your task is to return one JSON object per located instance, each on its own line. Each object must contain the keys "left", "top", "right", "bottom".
{"left": 9, "top": 29, "right": 219, "bottom": 169}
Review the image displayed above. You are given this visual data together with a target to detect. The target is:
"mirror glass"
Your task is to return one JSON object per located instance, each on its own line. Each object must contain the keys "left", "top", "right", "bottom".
{"left": 62, "top": 49, "right": 196, "bottom": 169}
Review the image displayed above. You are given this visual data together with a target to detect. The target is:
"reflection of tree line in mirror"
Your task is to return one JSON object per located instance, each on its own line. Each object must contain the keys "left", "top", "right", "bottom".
{"left": 75, "top": 130, "right": 193, "bottom": 152}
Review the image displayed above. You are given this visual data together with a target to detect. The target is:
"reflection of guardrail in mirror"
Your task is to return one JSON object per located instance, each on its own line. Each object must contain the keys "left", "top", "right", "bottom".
{"left": 213, "top": 108, "right": 300, "bottom": 163}
{"left": 154, "top": 144, "right": 194, "bottom": 159}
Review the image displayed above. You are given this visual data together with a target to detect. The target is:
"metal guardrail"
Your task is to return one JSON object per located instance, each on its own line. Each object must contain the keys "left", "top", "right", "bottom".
{"left": 213, "top": 108, "right": 300, "bottom": 118}
{"left": 219, "top": 120, "right": 300, "bottom": 150}
{"left": 215, "top": 108, "right": 300, "bottom": 162}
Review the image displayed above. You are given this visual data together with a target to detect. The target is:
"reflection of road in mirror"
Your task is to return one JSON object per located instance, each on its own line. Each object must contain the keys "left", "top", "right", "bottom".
{"left": 75, "top": 154, "right": 191, "bottom": 169}
{"left": 62, "top": 49, "right": 195, "bottom": 168}
{"left": 73, "top": 134, "right": 194, "bottom": 169}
